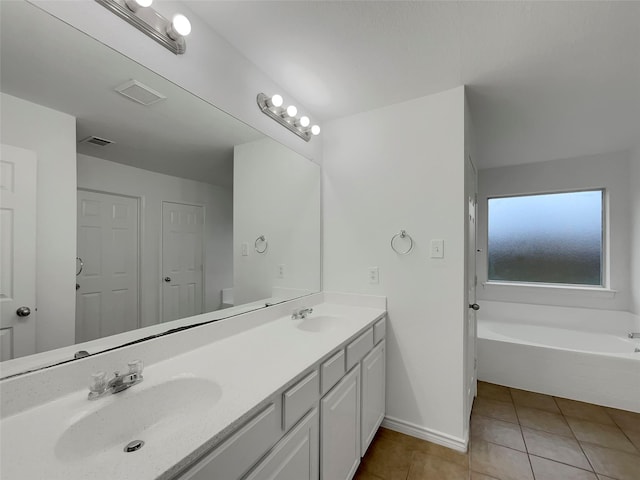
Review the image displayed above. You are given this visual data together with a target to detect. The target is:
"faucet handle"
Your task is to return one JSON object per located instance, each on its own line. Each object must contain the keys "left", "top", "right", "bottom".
{"left": 128, "top": 360, "right": 144, "bottom": 375}
{"left": 89, "top": 371, "right": 107, "bottom": 395}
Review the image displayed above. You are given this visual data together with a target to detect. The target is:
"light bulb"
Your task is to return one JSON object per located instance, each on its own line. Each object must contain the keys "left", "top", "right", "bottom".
{"left": 285, "top": 105, "right": 298, "bottom": 118}
{"left": 267, "top": 94, "right": 283, "bottom": 108}
{"left": 167, "top": 14, "right": 191, "bottom": 40}
{"left": 311, "top": 125, "right": 321, "bottom": 136}
{"left": 297, "top": 116, "right": 310, "bottom": 128}
{"left": 125, "top": 0, "right": 153, "bottom": 11}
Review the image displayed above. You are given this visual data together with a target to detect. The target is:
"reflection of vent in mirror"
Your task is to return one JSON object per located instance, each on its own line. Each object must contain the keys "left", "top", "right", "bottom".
{"left": 115, "top": 79, "right": 166, "bottom": 106}
{"left": 79, "top": 136, "right": 114, "bottom": 147}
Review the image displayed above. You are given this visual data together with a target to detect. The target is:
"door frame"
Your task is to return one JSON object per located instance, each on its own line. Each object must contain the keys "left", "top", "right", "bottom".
{"left": 465, "top": 154, "right": 479, "bottom": 421}
{"left": 76, "top": 188, "right": 142, "bottom": 333}
{"left": 160, "top": 200, "right": 206, "bottom": 322}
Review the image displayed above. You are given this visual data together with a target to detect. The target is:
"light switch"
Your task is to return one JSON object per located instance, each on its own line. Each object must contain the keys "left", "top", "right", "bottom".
{"left": 277, "top": 264, "right": 285, "bottom": 279}
{"left": 430, "top": 239, "right": 444, "bottom": 258}
{"left": 241, "top": 242, "right": 248, "bottom": 256}
{"left": 368, "top": 267, "right": 379, "bottom": 284}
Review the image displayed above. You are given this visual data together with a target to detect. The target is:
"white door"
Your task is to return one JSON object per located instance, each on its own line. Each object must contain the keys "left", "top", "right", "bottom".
{"left": 466, "top": 156, "right": 479, "bottom": 418}
{"left": 0, "top": 144, "right": 37, "bottom": 361}
{"left": 162, "top": 202, "right": 204, "bottom": 322}
{"left": 320, "top": 365, "right": 361, "bottom": 480}
{"left": 76, "top": 190, "right": 139, "bottom": 342}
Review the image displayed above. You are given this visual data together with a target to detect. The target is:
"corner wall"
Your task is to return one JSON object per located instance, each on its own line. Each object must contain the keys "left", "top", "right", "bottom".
{"left": 477, "top": 150, "right": 632, "bottom": 311}
{"left": 323, "top": 87, "right": 468, "bottom": 446}
{"left": 0, "top": 93, "right": 76, "bottom": 352}
{"left": 233, "top": 138, "right": 321, "bottom": 305}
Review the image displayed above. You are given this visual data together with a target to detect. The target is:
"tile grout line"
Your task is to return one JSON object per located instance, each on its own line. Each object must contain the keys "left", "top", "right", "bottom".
{"left": 553, "top": 395, "right": 599, "bottom": 475}
{"left": 510, "top": 387, "right": 537, "bottom": 480}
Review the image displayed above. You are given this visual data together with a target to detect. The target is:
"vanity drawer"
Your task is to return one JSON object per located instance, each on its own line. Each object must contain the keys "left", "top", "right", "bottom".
{"left": 346, "top": 327, "right": 374, "bottom": 370}
{"left": 282, "top": 369, "right": 319, "bottom": 431}
{"left": 179, "top": 403, "right": 280, "bottom": 480}
{"left": 374, "top": 317, "right": 386, "bottom": 344}
{"left": 321, "top": 349, "right": 345, "bottom": 395}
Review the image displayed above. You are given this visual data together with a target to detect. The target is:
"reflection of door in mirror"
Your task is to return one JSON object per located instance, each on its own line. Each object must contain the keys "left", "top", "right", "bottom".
{"left": 0, "top": 144, "right": 37, "bottom": 361}
{"left": 76, "top": 190, "right": 139, "bottom": 343}
{"left": 162, "top": 202, "right": 204, "bottom": 322}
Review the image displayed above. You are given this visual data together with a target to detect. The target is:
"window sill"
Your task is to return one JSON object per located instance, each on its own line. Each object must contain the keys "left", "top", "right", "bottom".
{"left": 482, "top": 282, "right": 618, "bottom": 299}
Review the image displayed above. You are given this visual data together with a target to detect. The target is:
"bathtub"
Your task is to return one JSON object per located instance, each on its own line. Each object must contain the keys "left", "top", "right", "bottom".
{"left": 477, "top": 301, "right": 640, "bottom": 413}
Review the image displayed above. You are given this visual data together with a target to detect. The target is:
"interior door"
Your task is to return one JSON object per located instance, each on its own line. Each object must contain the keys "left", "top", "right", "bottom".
{"left": 76, "top": 190, "right": 139, "bottom": 342}
{"left": 0, "top": 144, "right": 37, "bottom": 360}
{"left": 162, "top": 202, "right": 204, "bottom": 322}
{"left": 466, "top": 156, "right": 479, "bottom": 418}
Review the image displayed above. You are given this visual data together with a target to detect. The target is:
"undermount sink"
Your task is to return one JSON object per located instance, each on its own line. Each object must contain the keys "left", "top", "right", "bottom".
{"left": 296, "top": 315, "right": 344, "bottom": 333}
{"left": 55, "top": 377, "right": 222, "bottom": 462}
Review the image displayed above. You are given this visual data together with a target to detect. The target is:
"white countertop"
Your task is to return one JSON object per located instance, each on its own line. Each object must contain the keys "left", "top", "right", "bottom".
{"left": 0, "top": 299, "right": 385, "bottom": 480}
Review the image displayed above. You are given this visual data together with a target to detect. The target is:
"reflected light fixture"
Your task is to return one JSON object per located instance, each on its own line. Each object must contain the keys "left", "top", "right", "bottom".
{"left": 257, "top": 93, "right": 321, "bottom": 142}
{"left": 95, "top": 0, "right": 191, "bottom": 54}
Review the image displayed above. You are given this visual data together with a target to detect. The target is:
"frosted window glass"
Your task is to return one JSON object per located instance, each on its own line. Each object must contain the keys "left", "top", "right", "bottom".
{"left": 488, "top": 190, "right": 603, "bottom": 285}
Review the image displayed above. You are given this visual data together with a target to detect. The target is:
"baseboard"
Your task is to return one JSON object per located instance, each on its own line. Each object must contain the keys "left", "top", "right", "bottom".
{"left": 381, "top": 416, "right": 468, "bottom": 452}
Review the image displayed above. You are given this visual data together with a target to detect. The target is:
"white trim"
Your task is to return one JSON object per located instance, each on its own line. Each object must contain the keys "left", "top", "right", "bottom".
{"left": 483, "top": 282, "right": 617, "bottom": 299}
{"left": 381, "top": 416, "right": 468, "bottom": 452}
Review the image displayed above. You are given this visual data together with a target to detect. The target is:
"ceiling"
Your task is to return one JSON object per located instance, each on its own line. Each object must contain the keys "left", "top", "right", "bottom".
{"left": 186, "top": 1, "right": 640, "bottom": 169}
{"left": 0, "top": 1, "right": 263, "bottom": 188}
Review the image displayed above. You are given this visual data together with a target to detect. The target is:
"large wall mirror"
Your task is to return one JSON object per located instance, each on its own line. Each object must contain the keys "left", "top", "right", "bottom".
{"left": 0, "top": 1, "right": 321, "bottom": 378}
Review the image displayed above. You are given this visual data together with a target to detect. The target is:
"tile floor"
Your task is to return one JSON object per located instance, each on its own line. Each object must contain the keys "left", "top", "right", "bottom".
{"left": 354, "top": 382, "right": 640, "bottom": 480}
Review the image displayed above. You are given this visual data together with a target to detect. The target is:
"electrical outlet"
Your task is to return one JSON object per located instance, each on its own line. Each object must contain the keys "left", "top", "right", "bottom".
{"left": 430, "top": 239, "right": 444, "bottom": 258}
{"left": 277, "top": 264, "right": 285, "bottom": 279}
{"left": 241, "top": 242, "right": 248, "bottom": 256}
{"left": 368, "top": 267, "right": 379, "bottom": 284}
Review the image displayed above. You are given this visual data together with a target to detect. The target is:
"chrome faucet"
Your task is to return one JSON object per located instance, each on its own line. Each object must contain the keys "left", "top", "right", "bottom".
{"left": 292, "top": 307, "right": 313, "bottom": 320}
{"left": 88, "top": 360, "right": 144, "bottom": 400}
{"left": 628, "top": 333, "right": 640, "bottom": 339}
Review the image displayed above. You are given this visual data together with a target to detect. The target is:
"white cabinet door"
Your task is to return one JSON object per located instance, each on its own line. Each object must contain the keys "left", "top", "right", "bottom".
{"left": 320, "top": 364, "right": 360, "bottom": 480}
{"left": 361, "top": 339, "right": 386, "bottom": 456}
{"left": 244, "top": 408, "right": 319, "bottom": 480}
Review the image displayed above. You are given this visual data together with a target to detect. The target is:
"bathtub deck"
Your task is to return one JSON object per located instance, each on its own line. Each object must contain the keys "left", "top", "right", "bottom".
{"left": 353, "top": 382, "right": 640, "bottom": 480}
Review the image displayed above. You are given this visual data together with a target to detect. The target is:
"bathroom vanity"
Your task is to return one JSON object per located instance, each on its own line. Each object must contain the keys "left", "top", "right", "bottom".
{"left": 0, "top": 293, "right": 386, "bottom": 480}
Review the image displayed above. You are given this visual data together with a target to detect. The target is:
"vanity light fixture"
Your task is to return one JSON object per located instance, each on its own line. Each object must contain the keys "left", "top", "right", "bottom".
{"left": 95, "top": 0, "right": 191, "bottom": 55}
{"left": 257, "top": 93, "right": 320, "bottom": 142}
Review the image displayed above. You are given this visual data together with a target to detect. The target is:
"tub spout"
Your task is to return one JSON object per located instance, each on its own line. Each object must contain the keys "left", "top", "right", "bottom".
{"left": 628, "top": 332, "right": 640, "bottom": 339}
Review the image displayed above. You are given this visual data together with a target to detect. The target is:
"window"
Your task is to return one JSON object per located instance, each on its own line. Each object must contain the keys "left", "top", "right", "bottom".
{"left": 487, "top": 190, "right": 603, "bottom": 286}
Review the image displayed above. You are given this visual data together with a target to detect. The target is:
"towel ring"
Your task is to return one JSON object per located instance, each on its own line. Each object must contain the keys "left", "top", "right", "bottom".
{"left": 391, "top": 230, "right": 414, "bottom": 255}
{"left": 76, "top": 257, "right": 84, "bottom": 276}
{"left": 255, "top": 235, "right": 268, "bottom": 254}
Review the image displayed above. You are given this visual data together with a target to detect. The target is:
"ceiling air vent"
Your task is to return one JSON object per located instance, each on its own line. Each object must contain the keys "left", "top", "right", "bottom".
{"left": 115, "top": 79, "right": 166, "bottom": 106}
{"left": 79, "top": 136, "right": 114, "bottom": 147}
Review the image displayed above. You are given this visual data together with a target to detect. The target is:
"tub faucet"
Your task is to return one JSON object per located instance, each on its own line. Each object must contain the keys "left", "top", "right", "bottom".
{"left": 88, "top": 360, "right": 144, "bottom": 400}
{"left": 292, "top": 307, "right": 313, "bottom": 319}
{"left": 628, "top": 332, "right": 640, "bottom": 339}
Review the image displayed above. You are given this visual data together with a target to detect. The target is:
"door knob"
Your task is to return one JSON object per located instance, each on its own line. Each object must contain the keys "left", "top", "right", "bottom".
{"left": 164, "top": 277, "right": 171, "bottom": 282}
{"left": 16, "top": 306, "right": 31, "bottom": 317}
{"left": 469, "top": 303, "right": 480, "bottom": 311}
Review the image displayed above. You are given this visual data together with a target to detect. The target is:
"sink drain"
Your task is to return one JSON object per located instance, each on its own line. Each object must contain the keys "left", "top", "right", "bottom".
{"left": 124, "top": 440, "right": 145, "bottom": 453}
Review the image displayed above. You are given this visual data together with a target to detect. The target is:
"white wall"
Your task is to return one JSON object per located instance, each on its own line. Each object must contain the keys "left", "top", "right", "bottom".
{"left": 0, "top": 93, "right": 76, "bottom": 353}
{"left": 477, "top": 150, "right": 632, "bottom": 311}
{"left": 631, "top": 148, "right": 640, "bottom": 316}
{"left": 31, "top": 0, "right": 322, "bottom": 165}
{"left": 323, "top": 87, "right": 468, "bottom": 446}
{"left": 233, "top": 138, "right": 321, "bottom": 305}
{"left": 77, "top": 154, "right": 233, "bottom": 326}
